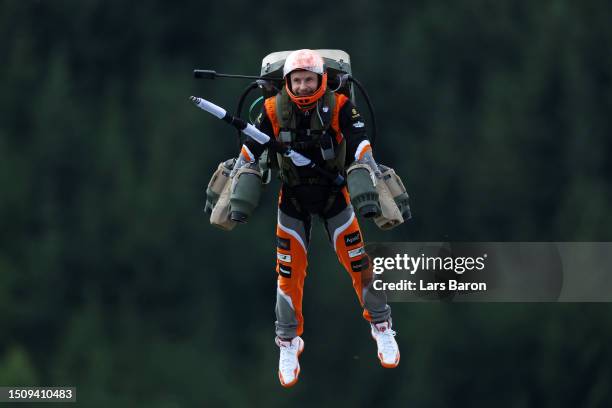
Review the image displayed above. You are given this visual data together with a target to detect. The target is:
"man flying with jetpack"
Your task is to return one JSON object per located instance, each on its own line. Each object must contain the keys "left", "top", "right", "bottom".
{"left": 192, "top": 49, "right": 405, "bottom": 388}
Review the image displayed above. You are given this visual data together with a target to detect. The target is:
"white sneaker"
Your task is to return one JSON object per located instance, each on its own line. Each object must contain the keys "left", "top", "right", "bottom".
{"left": 275, "top": 336, "right": 305, "bottom": 387}
{"left": 371, "top": 320, "right": 400, "bottom": 368}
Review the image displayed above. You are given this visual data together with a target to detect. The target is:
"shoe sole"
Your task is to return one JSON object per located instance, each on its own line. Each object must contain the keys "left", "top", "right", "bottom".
{"left": 371, "top": 332, "right": 400, "bottom": 368}
{"left": 379, "top": 351, "right": 400, "bottom": 368}
{"left": 279, "top": 339, "right": 305, "bottom": 388}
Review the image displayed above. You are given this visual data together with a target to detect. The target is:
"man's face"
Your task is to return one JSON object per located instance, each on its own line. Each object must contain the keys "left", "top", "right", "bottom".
{"left": 289, "top": 70, "right": 319, "bottom": 96}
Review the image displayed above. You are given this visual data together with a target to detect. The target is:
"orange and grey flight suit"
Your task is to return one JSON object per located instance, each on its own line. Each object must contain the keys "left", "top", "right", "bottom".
{"left": 238, "top": 88, "right": 392, "bottom": 339}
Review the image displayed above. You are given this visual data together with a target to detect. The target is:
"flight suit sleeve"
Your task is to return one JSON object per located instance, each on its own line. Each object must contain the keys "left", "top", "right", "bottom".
{"left": 238, "top": 107, "right": 273, "bottom": 163}
{"left": 338, "top": 100, "right": 373, "bottom": 164}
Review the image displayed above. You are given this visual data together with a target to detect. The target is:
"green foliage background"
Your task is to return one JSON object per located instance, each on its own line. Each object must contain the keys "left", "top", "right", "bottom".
{"left": 1, "top": 1, "right": 611, "bottom": 406}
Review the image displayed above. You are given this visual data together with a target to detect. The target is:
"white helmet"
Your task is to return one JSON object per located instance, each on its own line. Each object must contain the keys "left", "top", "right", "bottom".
{"left": 282, "top": 49, "right": 328, "bottom": 110}
{"left": 283, "top": 49, "right": 325, "bottom": 77}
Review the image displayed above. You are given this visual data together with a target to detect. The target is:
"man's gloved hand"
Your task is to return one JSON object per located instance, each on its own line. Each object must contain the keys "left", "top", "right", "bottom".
{"left": 230, "top": 154, "right": 250, "bottom": 177}
{"left": 284, "top": 149, "right": 312, "bottom": 167}
{"left": 358, "top": 150, "right": 381, "bottom": 179}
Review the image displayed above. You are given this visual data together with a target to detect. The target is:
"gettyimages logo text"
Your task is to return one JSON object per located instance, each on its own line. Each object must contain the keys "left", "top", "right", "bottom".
{"left": 372, "top": 253, "right": 488, "bottom": 275}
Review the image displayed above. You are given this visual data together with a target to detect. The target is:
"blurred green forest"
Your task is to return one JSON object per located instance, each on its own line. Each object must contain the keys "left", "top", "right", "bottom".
{"left": 1, "top": 0, "right": 611, "bottom": 406}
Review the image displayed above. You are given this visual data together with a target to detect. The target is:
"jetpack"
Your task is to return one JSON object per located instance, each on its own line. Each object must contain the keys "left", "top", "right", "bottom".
{"left": 191, "top": 49, "right": 411, "bottom": 230}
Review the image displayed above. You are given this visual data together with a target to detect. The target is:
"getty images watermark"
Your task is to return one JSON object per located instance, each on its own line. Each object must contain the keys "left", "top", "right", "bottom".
{"left": 365, "top": 242, "right": 612, "bottom": 302}
{"left": 372, "top": 251, "right": 488, "bottom": 292}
